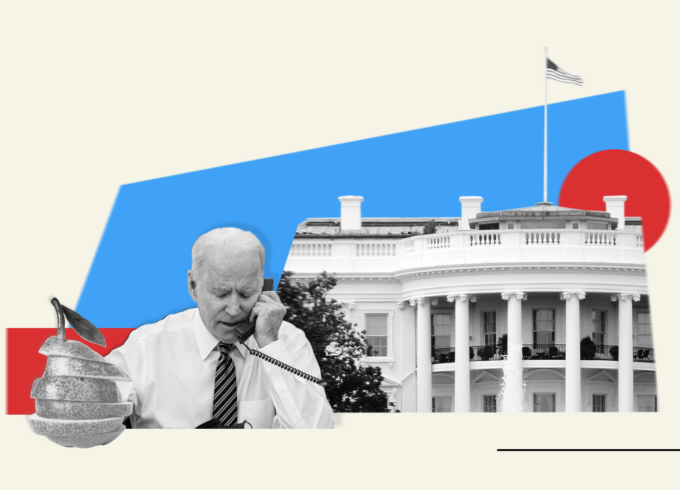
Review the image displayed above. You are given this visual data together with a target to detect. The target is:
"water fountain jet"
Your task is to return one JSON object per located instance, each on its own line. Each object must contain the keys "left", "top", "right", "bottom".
{"left": 498, "top": 339, "right": 525, "bottom": 412}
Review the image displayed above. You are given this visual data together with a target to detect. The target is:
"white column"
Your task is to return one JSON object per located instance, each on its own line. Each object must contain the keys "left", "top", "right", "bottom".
{"left": 447, "top": 294, "right": 476, "bottom": 412}
{"left": 561, "top": 292, "right": 586, "bottom": 412}
{"left": 502, "top": 292, "right": 526, "bottom": 357}
{"left": 412, "top": 297, "right": 432, "bottom": 413}
{"left": 613, "top": 293, "right": 640, "bottom": 412}
{"left": 398, "top": 301, "right": 417, "bottom": 413}
{"left": 501, "top": 292, "right": 526, "bottom": 412}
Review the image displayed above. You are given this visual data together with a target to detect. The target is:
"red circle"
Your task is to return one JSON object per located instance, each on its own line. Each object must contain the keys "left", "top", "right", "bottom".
{"left": 559, "top": 150, "right": 670, "bottom": 251}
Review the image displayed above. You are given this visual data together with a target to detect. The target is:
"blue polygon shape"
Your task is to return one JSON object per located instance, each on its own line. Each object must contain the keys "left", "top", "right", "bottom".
{"left": 77, "top": 91, "right": 629, "bottom": 329}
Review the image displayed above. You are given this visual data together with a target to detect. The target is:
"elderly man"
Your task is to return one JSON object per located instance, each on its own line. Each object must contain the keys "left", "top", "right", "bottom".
{"left": 106, "top": 227, "right": 334, "bottom": 429}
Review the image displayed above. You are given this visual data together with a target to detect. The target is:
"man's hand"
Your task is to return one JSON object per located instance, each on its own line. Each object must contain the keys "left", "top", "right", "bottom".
{"left": 250, "top": 291, "right": 286, "bottom": 348}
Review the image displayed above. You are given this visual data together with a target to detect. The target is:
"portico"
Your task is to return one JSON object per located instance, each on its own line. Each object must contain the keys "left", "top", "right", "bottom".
{"left": 408, "top": 289, "right": 646, "bottom": 412}
{"left": 285, "top": 194, "right": 656, "bottom": 412}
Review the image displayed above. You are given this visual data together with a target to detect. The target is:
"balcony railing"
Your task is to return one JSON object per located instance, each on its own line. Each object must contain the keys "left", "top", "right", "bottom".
{"left": 289, "top": 243, "right": 333, "bottom": 257}
{"left": 471, "top": 345, "right": 505, "bottom": 361}
{"left": 432, "top": 344, "right": 655, "bottom": 364}
{"left": 633, "top": 346, "right": 655, "bottom": 363}
{"left": 286, "top": 229, "right": 645, "bottom": 273}
{"left": 522, "top": 344, "right": 566, "bottom": 360}
{"left": 580, "top": 344, "right": 655, "bottom": 362}
{"left": 432, "top": 347, "right": 456, "bottom": 364}
{"left": 432, "top": 345, "right": 508, "bottom": 362}
{"left": 582, "top": 344, "right": 619, "bottom": 361}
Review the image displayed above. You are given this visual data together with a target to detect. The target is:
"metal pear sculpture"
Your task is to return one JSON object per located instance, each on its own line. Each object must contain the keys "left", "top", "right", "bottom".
{"left": 28, "top": 298, "right": 132, "bottom": 448}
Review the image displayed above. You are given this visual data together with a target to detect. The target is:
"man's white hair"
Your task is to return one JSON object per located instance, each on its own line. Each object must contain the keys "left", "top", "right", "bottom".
{"left": 191, "top": 228, "right": 265, "bottom": 283}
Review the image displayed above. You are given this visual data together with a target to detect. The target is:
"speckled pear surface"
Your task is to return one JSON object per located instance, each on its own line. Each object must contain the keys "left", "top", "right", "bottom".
{"left": 32, "top": 376, "right": 122, "bottom": 403}
{"left": 46, "top": 425, "right": 126, "bottom": 449}
{"left": 45, "top": 356, "right": 130, "bottom": 381}
{"left": 28, "top": 414, "right": 124, "bottom": 436}
{"left": 36, "top": 399, "right": 133, "bottom": 420}
{"left": 29, "top": 298, "right": 133, "bottom": 448}
{"left": 39, "top": 336, "right": 109, "bottom": 363}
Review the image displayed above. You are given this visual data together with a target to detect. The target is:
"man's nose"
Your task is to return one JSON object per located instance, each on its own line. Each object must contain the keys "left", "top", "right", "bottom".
{"left": 224, "top": 294, "right": 241, "bottom": 316}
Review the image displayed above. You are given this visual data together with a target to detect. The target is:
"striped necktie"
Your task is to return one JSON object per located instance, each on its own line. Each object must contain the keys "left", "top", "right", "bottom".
{"left": 213, "top": 342, "right": 238, "bottom": 427}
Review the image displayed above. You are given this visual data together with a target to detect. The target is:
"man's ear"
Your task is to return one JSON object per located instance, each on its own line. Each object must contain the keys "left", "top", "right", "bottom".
{"left": 188, "top": 270, "right": 199, "bottom": 303}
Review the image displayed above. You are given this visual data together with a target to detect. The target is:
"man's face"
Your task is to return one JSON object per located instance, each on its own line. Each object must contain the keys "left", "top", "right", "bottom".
{"left": 188, "top": 248, "right": 263, "bottom": 344}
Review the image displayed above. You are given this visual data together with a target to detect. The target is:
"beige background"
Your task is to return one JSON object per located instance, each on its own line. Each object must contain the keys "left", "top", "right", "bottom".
{"left": 1, "top": 1, "right": 678, "bottom": 487}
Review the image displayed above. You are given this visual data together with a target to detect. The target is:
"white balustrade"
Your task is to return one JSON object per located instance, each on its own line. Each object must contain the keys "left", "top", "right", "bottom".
{"left": 427, "top": 236, "right": 450, "bottom": 250}
{"left": 525, "top": 231, "right": 561, "bottom": 245}
{"left": 286, "top": 229, "right": 645, "bottom": 272}
{"left": 468, "top": 232, "right": 502, "bottom": 247}
{"left": 583, "top": 232, "right": 617, "bottom": 246}
{"left": 289, "top": 243, "right": 333, "bottom": 257}
{"left": 355, "top": 242, "right": 398, "bottom": 257}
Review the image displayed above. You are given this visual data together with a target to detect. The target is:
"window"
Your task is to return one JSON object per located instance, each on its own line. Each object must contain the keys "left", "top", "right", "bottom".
{"left": 571, "top": 222, "right": 580, "bottom": 229}
{"left": 637, "top": 395, "right": 657, "bottom": 412}
{"left": 483, "top": 395, "right": 497, "bottom": 412}
{"left": 431, "top": 314, "right": 452, "bottom": 350}
{"left": 593, "top": 394, "right": 606, "bottom": 412}
{"left": 482, "top": 311, "right": 496, "bottom": 346}
{"left": 365, "top": 314, "right": 388, "bottom": 357}
{"left": 507, "top": 223, "right": 515, "bottom": 230}
{"left": 479, "top": 223, "right": 499, "bottom": 230}
{"left": 533, "top": 309, "right": 555, "bottom": 346}
{"left": 592, "top": 310, "right": 607, "bottom": 354}
{"left": 533, "top": 393, "right": 556, "bottom": 412}
{"left": 637, "top": 312, "right": 653, "bottom": 347}
{"left": 432, "top": 396, "right": 452, "bottom": 413}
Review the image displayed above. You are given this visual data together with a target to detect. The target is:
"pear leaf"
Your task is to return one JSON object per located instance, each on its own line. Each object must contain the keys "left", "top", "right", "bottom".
{"left": 62, "top": 305, "right": 106, "bottom": 347}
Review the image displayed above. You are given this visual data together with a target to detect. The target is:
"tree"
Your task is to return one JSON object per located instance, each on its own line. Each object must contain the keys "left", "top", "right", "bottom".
{"left": 422, "top": 219, "right": 437, "bottom": 235}
{"left": 580, "top": 335, "right": 597, "bottom": 360}
{"left": 276, "top": 270, "right": 392, "bottom": 412}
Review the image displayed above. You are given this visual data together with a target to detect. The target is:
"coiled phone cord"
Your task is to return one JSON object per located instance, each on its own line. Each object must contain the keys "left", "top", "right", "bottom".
{"left": 241, "top": 342, "right": 325, "bottom": 386}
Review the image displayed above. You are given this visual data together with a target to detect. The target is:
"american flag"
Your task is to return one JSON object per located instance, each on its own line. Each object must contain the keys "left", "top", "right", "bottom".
{"left": 546, "top": 58, "right": 583, "bottom": 86}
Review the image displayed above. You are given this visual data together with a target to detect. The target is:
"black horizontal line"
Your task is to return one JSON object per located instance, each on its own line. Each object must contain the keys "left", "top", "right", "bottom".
{"left": 499, "top": 449, "right": 680, "bottom": 452}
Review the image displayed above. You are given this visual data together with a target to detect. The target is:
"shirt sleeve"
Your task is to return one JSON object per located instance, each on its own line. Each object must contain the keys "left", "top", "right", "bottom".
{"left": 257, "top": 325, "right": 335, "bottom": 429}
{"left": 106, "top": 335, "right": 146, "bottom": 428}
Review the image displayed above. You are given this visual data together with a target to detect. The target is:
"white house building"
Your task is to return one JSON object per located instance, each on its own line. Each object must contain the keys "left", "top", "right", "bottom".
{"left": 284, "top": 195, "right": 656, "bottom": 412}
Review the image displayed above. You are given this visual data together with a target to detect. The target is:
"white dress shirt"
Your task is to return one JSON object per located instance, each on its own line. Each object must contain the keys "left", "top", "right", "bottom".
{"left": 106, "top": 308, "right": 335, "bottom": 429}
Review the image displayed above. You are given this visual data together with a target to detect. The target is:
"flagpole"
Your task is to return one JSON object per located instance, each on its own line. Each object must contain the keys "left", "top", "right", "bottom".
{"left": 544, "top": 47, "right": 548, "bottom": 203}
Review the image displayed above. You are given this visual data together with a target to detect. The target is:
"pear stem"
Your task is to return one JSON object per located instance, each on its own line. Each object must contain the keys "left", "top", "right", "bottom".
{"left": 51, "top": 298, "right": 66, "bottom": 342}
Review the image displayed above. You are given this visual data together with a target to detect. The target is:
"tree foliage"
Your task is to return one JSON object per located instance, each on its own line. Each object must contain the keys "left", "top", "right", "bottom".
{"left": 422, "top": 219, "right": 437, "bottom": 235}
{"left": 580, "top": 335, "right": 597, "bottom": 360}
{"left": 276, "top": 270, "right": 391, "bottom": 412}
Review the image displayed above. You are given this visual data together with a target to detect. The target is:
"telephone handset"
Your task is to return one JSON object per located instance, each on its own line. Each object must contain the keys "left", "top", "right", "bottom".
{"left": 234, "top": 278, "right": 274, "bottom": 343}
{"left": 235, "top": 278, "right": 324, "bottom": 386}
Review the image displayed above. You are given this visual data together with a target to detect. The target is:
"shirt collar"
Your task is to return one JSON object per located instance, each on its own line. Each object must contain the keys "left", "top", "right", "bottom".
{"left": 193, "top": 309, "right": 247, "bottom": 360}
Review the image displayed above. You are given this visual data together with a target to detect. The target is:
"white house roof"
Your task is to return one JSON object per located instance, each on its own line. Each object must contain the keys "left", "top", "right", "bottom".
{"left": 295, "top": 202, "right": 641, "bottom": 238}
